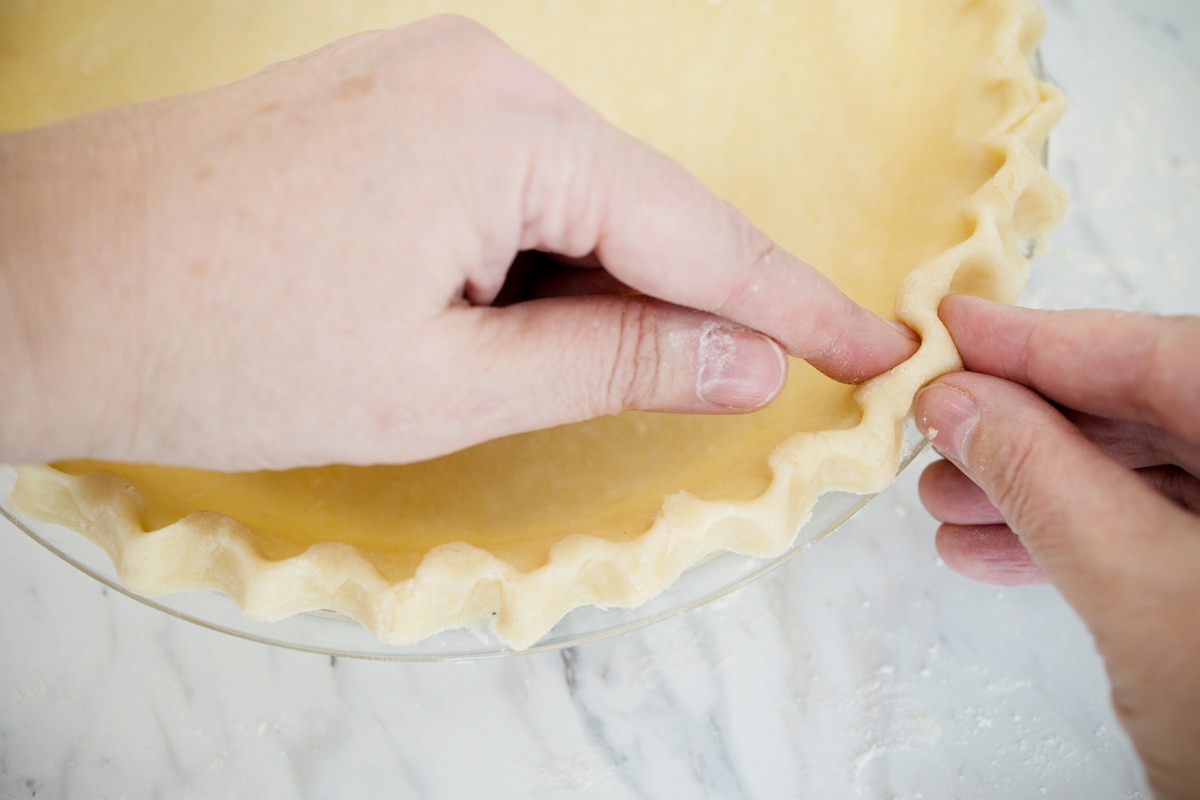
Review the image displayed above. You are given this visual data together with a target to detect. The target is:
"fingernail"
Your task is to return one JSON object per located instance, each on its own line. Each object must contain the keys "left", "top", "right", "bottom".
{"left": 697, "top": 325, "right": 787, "bottom": 409}
{"left": 887, "top": 319, "right": 921, "bottom": 342}
{"left": 916, "top": 382, "right": 979, "bottom": 465}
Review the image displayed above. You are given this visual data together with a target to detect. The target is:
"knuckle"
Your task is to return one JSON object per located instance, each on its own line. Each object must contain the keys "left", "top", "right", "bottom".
{"left": 1110, "top": 314, "right": 1200, "bottom": 440}
{"left": 1143, "top": 315, "right": 1200, "bottom": 438}
{"left": 598, "top": 302, "right": 662, "bottom": 415}
{"left": 519, "top": 119, "right": 608, "bottom": 254}
{"left": 1130, "top": 321, "right": 1169, "bottom": 421}
{"left": 717, "top": 223, "right": 778, "bottom": 317}
{"left": 413, "top": 13, "right": 502, "bottom": 45}
{"left": 979, "top": 418, "right": 1064, "bottom": 542}
{"left": 394, "top": 16, "right": 528, "bottom": 94}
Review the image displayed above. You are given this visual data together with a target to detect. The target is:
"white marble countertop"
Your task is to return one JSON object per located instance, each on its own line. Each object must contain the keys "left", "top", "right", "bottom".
{"left": 1, "top": 1, "right": 1195, "bottom": 797}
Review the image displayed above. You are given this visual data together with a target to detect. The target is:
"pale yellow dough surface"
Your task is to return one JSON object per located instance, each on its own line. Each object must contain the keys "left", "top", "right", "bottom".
{"left": 3, "top": 0, "right": 1066, "bottom": 647}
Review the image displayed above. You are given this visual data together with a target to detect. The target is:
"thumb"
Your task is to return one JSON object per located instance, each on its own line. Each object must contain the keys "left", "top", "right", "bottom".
{"left": 462, "top": 294, "right": 788, "bottom": 425}
{"left": 915, "top": 371, "right": 1200, "bottom": 645}
{"left": 916, "top": 373, "right": 1200, "bottom": 800}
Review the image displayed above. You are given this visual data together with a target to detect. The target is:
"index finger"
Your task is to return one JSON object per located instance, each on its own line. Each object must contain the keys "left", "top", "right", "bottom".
{"left": 529, "top": 126, "right": 920, "bottom": 384}
{"left": 941, "top": 295, "right": 1200, "bottom": 444}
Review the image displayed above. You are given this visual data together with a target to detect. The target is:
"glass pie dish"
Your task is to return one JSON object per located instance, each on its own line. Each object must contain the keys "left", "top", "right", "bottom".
{"left": 0, "top": 420, "right": 926, "bottom": 660}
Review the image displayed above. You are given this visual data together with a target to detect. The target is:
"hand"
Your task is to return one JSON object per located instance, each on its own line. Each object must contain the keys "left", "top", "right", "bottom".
{"left": 0, "top": 16, "right": 915, "bottom": 470}
{"left": 915, "top": 295, "right": 1200, "bottom": 799}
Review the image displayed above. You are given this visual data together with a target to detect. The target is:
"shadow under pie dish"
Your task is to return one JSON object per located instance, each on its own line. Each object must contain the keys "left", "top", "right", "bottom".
{"left": 0, "top": 0, "right": 1066, "bottom": 652}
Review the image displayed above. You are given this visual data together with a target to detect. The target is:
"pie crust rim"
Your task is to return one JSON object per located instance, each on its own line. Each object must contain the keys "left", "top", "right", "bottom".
{"left": 2, "top": 0, "right": 1068, "bottom": 652}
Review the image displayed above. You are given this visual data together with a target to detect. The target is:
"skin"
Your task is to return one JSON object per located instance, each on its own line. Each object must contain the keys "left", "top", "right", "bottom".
{"left": 6, "top": 13, "right": 1188, "bottom": 795}
{"left": 0, "top": 17, "right": 916, "bottom": 471}
{"left": 917, "top": 295, "right": 1200, "bottom": 800}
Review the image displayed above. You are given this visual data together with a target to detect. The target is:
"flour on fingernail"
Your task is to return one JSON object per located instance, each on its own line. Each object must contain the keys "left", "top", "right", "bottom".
{"left": 696, "top": 322, "right": 785, "bottom": 409}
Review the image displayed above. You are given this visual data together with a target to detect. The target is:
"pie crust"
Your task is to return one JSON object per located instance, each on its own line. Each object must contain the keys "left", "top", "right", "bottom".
{"left": 2, "top": 0, "right": 1065, "bottom": 649}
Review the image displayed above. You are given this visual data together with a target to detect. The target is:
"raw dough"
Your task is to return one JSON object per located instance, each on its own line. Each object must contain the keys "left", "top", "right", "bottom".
{"left": 2, "top": 0, "right": 1065, "bottom": 648}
